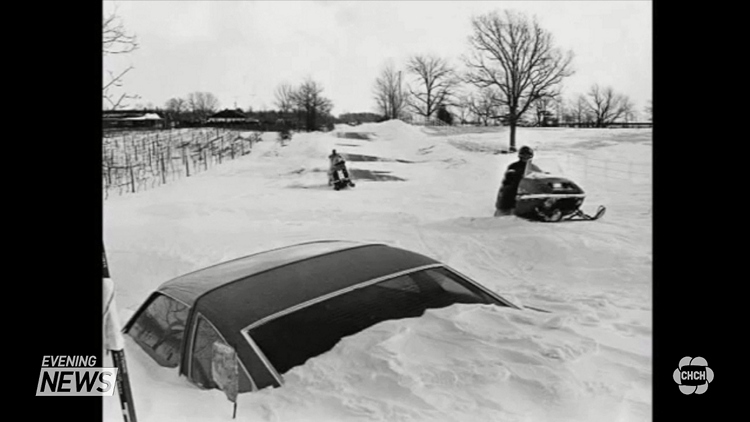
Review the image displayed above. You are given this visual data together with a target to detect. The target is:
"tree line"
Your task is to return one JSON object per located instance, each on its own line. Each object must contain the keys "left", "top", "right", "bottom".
{"left": 104, "top": 7, "right": 652, "bottom": 151}
{"left": 370, "top": 10, "right": 652, "bottom": 150}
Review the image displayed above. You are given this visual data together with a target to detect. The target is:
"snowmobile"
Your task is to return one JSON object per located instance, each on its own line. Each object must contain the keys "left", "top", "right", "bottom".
{"left": 330, "top": 165, "right": 355, "bottom": 190}
{"left": 514, "top": 172, "right": 606, "bottom": 222}
{"left": 328, "top": 151, "right": 356, "bottom": 191}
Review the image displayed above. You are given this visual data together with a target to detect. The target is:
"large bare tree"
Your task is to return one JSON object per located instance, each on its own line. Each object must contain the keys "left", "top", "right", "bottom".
{"left": 292, "top": 78, "right": 333, "bottom": 131}
{"left": 373, "top": 63, "right": 406, "bottom": 120}
{"left": 464, "top": 10, "right": 573, "bottom": 150}
{"left": 585, "top": 84, "right": 634, "bottom": 127}
{"left": 274, "top": 83, "right": 296, "bottom": 114}
{"left": 405, "top": 54, "right": 459, "bottom": 120}
{"left": 102, "top": 9, "right": 139, "bottom": 110}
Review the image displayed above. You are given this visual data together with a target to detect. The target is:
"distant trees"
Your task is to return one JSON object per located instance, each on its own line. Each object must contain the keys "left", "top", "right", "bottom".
{"left": 274, "top": 83, "right": 296, "bottom": 114}
{"left": 161, "top": 92, "right": 218, "bottom": 125}
{"left": 187, "top": 92, "right": 220, "bottom": 121}
{"left": 570, "top": 95, "right": 593, "bottom": 125}
{"left": 644, "top": 100, "right": 653, "bottom": 122}
{"left": 436, "top": 104, "right": 454, "bottom": 125}
{"left": 453, "top": 94, "right": 474, "bottom": 125}
{"left": 405, "top": 54, "right": 460, "bottom": 119}
{"left": 532, "top": 96, "right": 557, "bottom": 126}
{"left": 468, "top": 87, "right": 503, "bottom": 126}
{"left": 164, "top": 97, "right": 188, "bottom": 122}
{"left": 291, "top": 78, "right": 334, "bottom": 131}
{"left": 584, "top": 84, "right": 634, "bottom": 127}
{"left": 102, "top": 8, "right": 139, "bottom": 109}
{"left": 339, "top": 112, "right": 383, "bottom": 124}
{"left": 464, "top": 10, "right": 574, "bottom": 150}
{"left": 373, "top": 63, "right": 406, "bottom": 120}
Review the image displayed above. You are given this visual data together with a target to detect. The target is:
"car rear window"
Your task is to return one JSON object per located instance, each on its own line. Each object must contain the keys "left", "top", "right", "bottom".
{"left": 246, "top": 267, "right": 504, "bottom": 375}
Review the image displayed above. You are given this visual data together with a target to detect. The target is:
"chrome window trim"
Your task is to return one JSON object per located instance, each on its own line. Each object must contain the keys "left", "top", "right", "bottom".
{"left": 159, "top": 291, "right": 192, "bottom": 309}
{"left": 187, "top": 312, "right": 257, "bottom": 392}
{"left": 241, "top": 330, "right": 285, "bottom": 387}
{"left": 440, "top": 265, "right": 522, "bottom": 310}
{"left": 243, "top": 263, "right": 444, "bottom": 332}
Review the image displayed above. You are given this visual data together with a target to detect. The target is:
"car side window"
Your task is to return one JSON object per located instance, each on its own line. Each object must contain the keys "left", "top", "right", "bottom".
{"left": 127, "top": 293, "right": 189, "bottom": 368}
{"left": 191, "top": 315, "right": 255, "bottom": 392}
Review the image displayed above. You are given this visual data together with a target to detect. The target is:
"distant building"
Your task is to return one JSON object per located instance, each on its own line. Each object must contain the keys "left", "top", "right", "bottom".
{"left": 103, "top": 110, "right": 165, "bottom": 129}
{"left": 207, "top": 109, "right": 259, "bottom": 125}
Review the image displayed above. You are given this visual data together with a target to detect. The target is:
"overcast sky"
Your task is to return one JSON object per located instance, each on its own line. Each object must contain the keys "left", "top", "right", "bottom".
{"left": 103, "top": 1, "right": 652, "bottom": 117}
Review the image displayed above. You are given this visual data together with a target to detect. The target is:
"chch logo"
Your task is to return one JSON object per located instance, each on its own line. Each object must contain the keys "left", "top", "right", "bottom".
{"left": 673, "top": 356, "right": 713, "bottom": 394}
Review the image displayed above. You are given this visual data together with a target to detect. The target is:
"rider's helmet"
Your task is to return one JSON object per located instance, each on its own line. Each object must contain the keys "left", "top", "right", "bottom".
{"left": 518, "top": 146, "right": 534, "bottom": 160}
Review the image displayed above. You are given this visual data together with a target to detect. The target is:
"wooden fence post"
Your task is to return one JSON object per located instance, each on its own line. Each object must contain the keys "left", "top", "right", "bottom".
{"left": 127, "top": 155, "right": 136, "bottom": 193}
{"left": 160, "top": 152, "right": 167, "bottom": 185}
{"left": 184, "top": 145, "right": 190, "bottom": 177}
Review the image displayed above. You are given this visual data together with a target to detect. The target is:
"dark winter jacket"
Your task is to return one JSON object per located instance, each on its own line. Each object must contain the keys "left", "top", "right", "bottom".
{"left": 496, "top": 160, "right": 542, "bottom": 211}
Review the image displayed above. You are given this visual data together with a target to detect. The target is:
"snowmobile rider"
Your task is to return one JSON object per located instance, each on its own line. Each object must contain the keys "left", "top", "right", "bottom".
{"left": 495, "top": 146, "right": 543, "bottom": 216}
{"left": 328, "top": 149, "right": 355, "bottom": 187}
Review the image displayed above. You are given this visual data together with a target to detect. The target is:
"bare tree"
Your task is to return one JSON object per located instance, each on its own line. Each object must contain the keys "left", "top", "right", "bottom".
{"left": 187, "top": 92, "right": 220, "bottom": 121}
{"left": 584, "top": 84, "right": 633, "bottom": 127}
{"left": 274, "top": 83, "right": 296, "bottom": 113}
{"left": 373, "top": 63, "right": 406, "bottom": 120}
{"left": 644, "top": 99, "right": 653, "bottom": 122}
{"left": 292, "top": 78, "right": 333, "bottom": 131}
{"left": 464, "top": 10, "right": 574, "bottom": 150}
{"left": 102, "top": 8, "right": 139, "bottom": 109}
{"left": 405, "top": 54, "right": 459, "bottom": 120}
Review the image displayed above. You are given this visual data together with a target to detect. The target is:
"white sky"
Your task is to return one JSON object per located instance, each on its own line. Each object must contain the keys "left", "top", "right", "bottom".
{"left": 103, "top": 1, "right": 652, "bottom": 117}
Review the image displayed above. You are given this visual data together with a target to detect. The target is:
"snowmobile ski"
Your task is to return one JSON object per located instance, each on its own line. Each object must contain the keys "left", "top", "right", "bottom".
{"left": 536, "top": 205, "right": 606, "bottom": 222}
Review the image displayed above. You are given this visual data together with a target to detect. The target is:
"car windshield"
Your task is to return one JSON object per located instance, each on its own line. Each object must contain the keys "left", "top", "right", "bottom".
{"left": 246, "top": 266, "right": 506, "bottom": 375}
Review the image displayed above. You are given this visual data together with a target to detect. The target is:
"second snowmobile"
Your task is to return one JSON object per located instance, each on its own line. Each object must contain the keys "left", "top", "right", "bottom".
{"left": 514, "top": 172, "right": 606, "bottom": 222}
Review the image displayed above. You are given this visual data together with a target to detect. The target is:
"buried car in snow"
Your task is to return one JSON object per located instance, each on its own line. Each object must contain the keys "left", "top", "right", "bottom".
{"left": 124, "top": 240, "right": 522, "bottom": 394}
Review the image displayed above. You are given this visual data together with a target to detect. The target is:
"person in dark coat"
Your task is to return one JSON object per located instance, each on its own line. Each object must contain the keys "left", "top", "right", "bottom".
{"left": 494, "top": 146, "right": 542, "bottom": 216}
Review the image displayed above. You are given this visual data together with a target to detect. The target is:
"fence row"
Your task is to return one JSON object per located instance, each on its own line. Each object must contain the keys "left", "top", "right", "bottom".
{"left": 557, "top": 153, "right": 651, "bottom": 182}
{"left": 103, "top": 128, "right": 263, "bottom": 199}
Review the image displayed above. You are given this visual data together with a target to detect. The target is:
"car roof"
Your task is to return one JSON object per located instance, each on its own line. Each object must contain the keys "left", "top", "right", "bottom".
{"left": 156, "top": 240, "right": 441, "bottom": 336}
{"left": 158, "top": 240, "right": 373, "bottom": 306}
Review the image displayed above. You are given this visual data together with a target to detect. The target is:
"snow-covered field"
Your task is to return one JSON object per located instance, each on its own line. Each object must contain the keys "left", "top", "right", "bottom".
{"left": 103, "top": 121, "right": 652, "bottom": 422}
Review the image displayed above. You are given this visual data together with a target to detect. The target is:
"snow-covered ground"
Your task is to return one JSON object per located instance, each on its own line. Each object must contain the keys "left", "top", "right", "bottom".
{"left": 103, "top": 121, "right": 652, "bottom": 422}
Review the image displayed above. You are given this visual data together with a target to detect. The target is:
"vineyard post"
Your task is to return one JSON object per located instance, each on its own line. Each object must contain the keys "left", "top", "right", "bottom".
{"left": 219, "top": 136, "right": 223, "bottom": 164}
{"left": 127, "top": 154, "right": 136, "bottom": 193}
{"left": 183, "top": 144, "right": 190, "bottom": 177}
{"left": 160, "top": 151, "right": 167, "bottom": 185}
